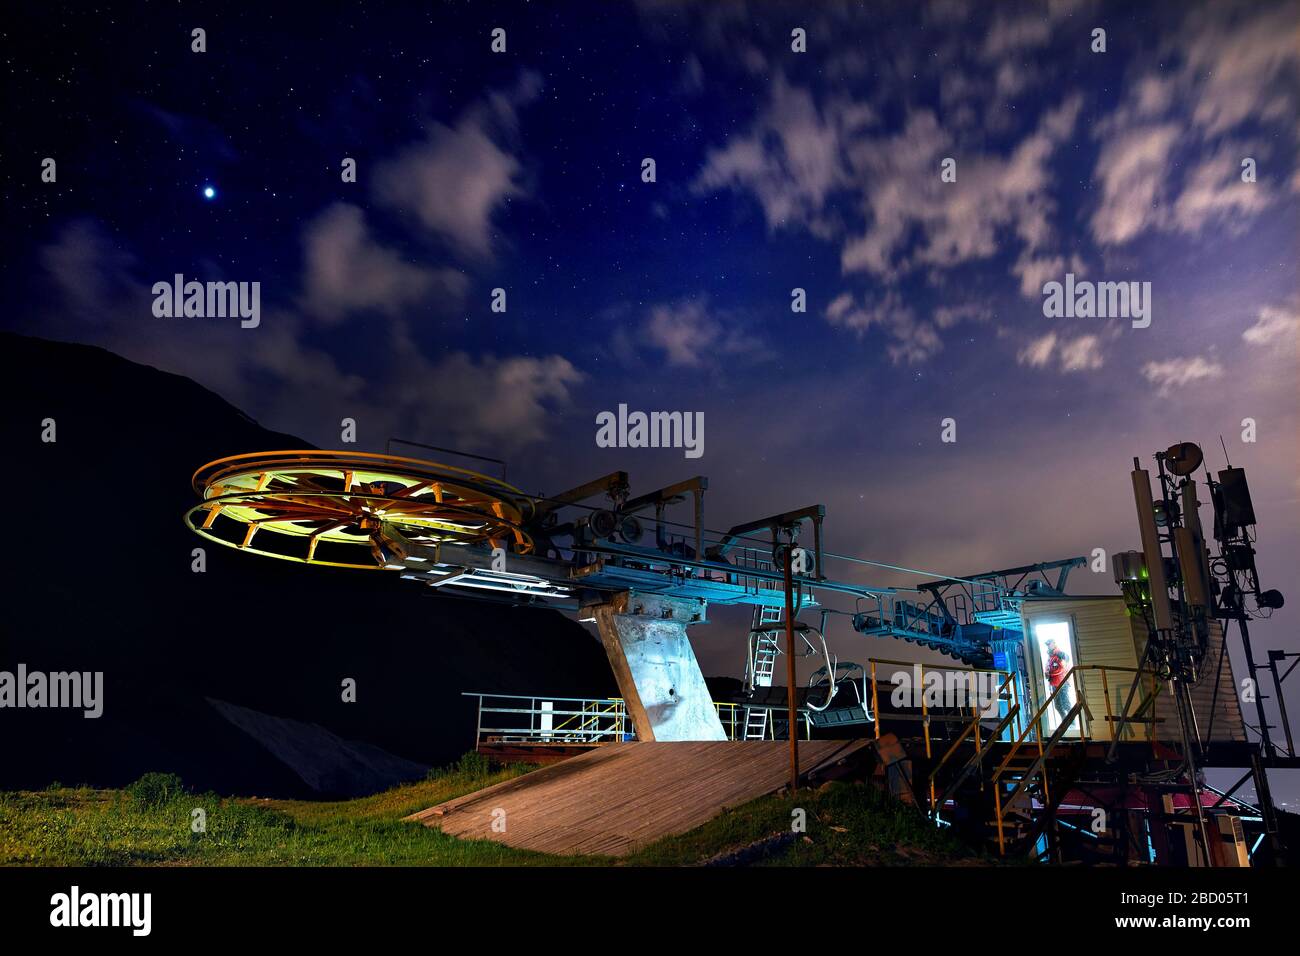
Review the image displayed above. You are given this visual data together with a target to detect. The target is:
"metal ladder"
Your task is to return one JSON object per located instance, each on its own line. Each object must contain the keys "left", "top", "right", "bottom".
{"left": 744, "top": 605, "right": 784, "bottom": 740}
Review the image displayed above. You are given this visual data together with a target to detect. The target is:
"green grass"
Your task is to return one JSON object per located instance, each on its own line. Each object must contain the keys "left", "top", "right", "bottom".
{"left": 0, "top": 756, "right": 985, "bottom": 867}
{"left": 626, "top": 782, "right": 981, "bottom": 866}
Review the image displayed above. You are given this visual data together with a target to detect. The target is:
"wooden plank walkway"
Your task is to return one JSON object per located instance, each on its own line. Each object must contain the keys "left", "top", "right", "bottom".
{"left": 407, "top": 739, "right": 869, "bottom": 856}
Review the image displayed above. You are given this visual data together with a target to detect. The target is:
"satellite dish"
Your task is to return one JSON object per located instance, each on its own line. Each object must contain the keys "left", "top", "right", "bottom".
{"left": 1165, "top": 442, "right": 1204, "bottom": 476}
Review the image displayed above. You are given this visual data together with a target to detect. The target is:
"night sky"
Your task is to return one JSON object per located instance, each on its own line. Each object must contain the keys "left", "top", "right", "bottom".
{"left": 5, "top": 2, "right": 1299, "bottom": 785}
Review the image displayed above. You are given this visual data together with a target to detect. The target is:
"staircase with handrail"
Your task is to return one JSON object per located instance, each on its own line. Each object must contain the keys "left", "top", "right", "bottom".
{"left": 923, "top": 663, "right": 1164, "bottom": 858}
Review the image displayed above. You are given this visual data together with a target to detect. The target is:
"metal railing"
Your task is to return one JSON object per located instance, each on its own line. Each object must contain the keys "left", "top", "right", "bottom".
{"left": 866, "top": 657, "right": 1019, "bottom": 808}
{"left": 906, "top": 662, "right": 1164, "bottom": 855}
{"left": 866, "top": 658, "right": 1020, "bottom": 737}
{"left": 1016, "top": 662, "right": 1163, "bottom": 745}
{"left": 989, "top": 670, "right": 1088, "bottom": 853}
{"left": 465, "top": 693, "right": 634, "bottom": 746}
{"left": 464, "top": 693, "right": 812, "bottom": 746}
{"left": 721, "top": 543, "right": 818, "bottom": 607}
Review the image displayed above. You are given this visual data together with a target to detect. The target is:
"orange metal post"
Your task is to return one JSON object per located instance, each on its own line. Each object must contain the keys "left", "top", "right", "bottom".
{"left": 783, "top": 546, "right": 799, "bottom": 793}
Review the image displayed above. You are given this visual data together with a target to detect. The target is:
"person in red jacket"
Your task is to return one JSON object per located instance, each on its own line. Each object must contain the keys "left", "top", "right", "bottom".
{"left": 1044, "top": 636, "right": 1074, "bottom": 725}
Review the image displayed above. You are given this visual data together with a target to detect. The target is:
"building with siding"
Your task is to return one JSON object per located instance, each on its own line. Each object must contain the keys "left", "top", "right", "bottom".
{"left": 1018, "top": 595, "right": 1245, "bottom": 745}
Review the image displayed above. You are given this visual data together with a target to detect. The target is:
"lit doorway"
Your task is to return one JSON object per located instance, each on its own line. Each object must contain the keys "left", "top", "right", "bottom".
{"left": 1032, "top": 620, "right": 1083, "bottom": 737}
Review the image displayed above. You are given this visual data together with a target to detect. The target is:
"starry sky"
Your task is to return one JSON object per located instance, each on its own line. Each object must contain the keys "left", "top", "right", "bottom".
{"left": 5, "top": 2, "right": 1299, "bottom": 765}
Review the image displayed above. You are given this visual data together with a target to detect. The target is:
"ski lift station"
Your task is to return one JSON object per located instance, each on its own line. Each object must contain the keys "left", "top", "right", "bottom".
{"left": 185, "top": 440, "right": 1294, "bottom": 866}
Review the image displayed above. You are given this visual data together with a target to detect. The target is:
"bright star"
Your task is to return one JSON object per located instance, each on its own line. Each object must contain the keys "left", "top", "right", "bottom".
{"left": 202, "top": 185, "right": 216, "bottom": 200}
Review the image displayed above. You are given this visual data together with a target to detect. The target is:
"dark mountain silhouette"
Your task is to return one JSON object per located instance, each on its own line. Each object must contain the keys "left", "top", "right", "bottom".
{"left": 0, "top": 332, "right": 615, "bottom": 797}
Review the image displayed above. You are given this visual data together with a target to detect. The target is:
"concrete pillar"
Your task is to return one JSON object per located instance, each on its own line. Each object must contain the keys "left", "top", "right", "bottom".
{"left": 588, "top": 592, "right": 727, "bottom": 742}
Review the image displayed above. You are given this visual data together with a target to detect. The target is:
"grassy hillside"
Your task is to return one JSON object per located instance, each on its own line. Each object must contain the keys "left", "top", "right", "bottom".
{"left": 0, "top": 755, "right": 983, "bottom": 867}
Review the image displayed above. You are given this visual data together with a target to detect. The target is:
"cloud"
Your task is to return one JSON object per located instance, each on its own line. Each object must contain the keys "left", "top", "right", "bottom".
{"left": 1089, "top": 3, "right": 1299, "bottom": 246}
{"left": 994, "top": 61, "right": 1034, "bottom": 99}
{"left": 980, "top": 11, "right": 1052, "bottom": 60}
{"left": 673, "top": 0, "right": 1297, "bottom": 259}
{"left": 1017, "top": 332, "right": 1057, "bottom": 369}
{"left": 1242, "top": 302, "right": 1300, "bottom": 346}
{"left": 35, "top": 214, "right": 579, "bottom": 455}
{"left": 1013, "top": 252, "right": 1085, "bottom": 299}
{"left": 825, "top": 291, "right": 856, "bottom": 324}
{"left": 373, "top": 72, "right": 542, "bottom": 258}
{"left": 933, "top": 302, "right": 993, "bottom": 329}
{"left": 838, "top": 110, "right": 949, "bottom": 278}
{"left": 693, "top": 74, "right": 855, "bottom": 236}
{"left": 1016, "top": 331, "right": 1106, "bottom": 372}
{"left": 1089, "top": 124, "right": 1182, "bottom": 245}
{"left": 841, "top": 94, "right": 1082, "bottom": 282}
{"left": 825, "top": 291, "right": 942, "bottom": 364}
{"left": 1058, "top": 334, "right": 1105, "bottom": 372}
{"left": 679, "top": 54, "right": 705, "bottom": 94}
{"left": 977, "top": 1, "right": 1093, "bottom": 63}
{"left": 301, "top": 203, "right": 466, "bottom": 322}
{"left": 39, "top": 219, "right": 139, "bottom": 318}
{"left": 641, "top": 298, "right": 769, "bottom": 367}
{"left": 1179, "top": 2, "right": 1300, "bottom": 137}
{"left": 392, "top": 341, "right": 584, "bottom": 452}
{"left": 1141, "top": 356, "right": 1224, "bottom": 396}
{"left": 37, "top": 220, "right": 371, "bottom": 431}
{"left": 1171, "top": 143, "right": 1273, "bottom": 235}
{"left": 683, "top": 4, "right": 1296, "bottom": 374}
{"left": 1092, "top": 130, "right": 1272, "bottom": 245}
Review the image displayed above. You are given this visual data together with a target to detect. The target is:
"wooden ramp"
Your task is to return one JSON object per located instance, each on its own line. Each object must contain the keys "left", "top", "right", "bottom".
{"left": 407, "top": 739, "right": 869, "bottom": 857}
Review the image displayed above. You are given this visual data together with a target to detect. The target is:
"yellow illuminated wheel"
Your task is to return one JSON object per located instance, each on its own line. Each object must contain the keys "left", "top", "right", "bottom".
{"left": 185, "top": 450, "right": 535, "bottom": 570}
